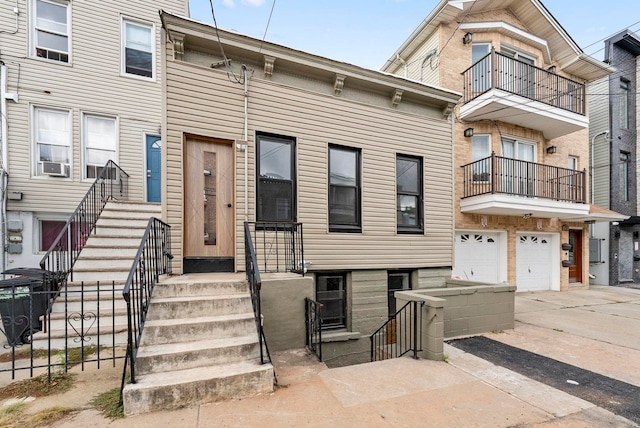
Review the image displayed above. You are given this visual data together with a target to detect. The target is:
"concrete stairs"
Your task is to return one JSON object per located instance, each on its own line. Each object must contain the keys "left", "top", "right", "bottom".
{"left": 31, "top": 201, "right": 161, "bottom": 350}
{"left": 122, "top": 275, "right": 274, "bottom": 415}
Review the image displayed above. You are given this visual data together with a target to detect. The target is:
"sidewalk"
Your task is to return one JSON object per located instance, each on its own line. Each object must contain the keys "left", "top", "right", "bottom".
{"left": 4, "top": 285, "right": 640, "bottom": 427}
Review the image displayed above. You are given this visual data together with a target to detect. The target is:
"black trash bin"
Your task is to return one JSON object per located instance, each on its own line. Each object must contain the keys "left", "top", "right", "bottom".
{"left": 3, "top": 267, "right": 60, "bottom": 310}
{"left": 0, "top": 278, "right": 46, "bottom": 346}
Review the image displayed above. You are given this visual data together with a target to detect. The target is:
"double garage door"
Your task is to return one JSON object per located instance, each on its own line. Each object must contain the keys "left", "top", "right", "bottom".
{"left": 454, "top": 232, "right": 555, "bottom": 291}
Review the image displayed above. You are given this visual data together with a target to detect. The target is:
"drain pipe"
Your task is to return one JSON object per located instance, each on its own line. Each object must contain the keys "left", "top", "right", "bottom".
{"left": 0, "top": 64, "right": 9, "bottom": 276}
{"left": 242, "top": 65, "right": 249, "bottom": 222}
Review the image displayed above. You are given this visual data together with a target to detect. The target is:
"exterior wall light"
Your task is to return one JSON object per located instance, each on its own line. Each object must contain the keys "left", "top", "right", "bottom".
{"left": 546, "top": 146, "right": 557, "bottom": 154}
{"left": 463, "top": 32, "right": 473, "bottom": 44}
{"left": 464, "top": 127, "right": 474, "bottom": 137}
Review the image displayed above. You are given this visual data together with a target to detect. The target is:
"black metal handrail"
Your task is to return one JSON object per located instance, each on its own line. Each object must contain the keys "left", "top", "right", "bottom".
{"left": 39, "top": 160, "right": 129, "bottom": 284}
{"left": 120, "top": 217, "right": 172, "bottom": 401}
{"left": 304, "top": 297, "right": 323, "bottom": 361}
{"left": 246, "top": 222, "right": 304, "bottom": 275}
{"left": 461, "top": 152, "right": 586, "bottom": 203}
{"left": 462, "top": 49, "right": 586, "bottom": 115}
{"left": 244, "top": 221, "right": 271, "bottom": 365}
{"left": 370, "top": 300, "right": 424, "bottom": 362}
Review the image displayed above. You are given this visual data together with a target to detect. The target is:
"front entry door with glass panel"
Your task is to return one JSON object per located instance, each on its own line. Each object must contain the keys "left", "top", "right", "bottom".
{"left": 146, "top": 135, "right": 161, "bottom": 202}
{"left": 184, "top": 137, "right": 234, "bottom": 258}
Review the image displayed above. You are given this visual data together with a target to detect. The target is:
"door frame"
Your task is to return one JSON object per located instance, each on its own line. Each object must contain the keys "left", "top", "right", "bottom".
{"left": 568, "top": 229, "right": 583, "bottom": 284}
{"left": 182, "top": 134, "right": 236, "bottom": 263}
{"left": 144, "top": 133, "right": 162, "bottom": 203}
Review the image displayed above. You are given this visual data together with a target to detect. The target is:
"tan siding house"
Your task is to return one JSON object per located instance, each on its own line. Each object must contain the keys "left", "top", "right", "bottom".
{"left": 382, "top": 0, "right": 626, "bottom": 293}
{"left": 161, "top": 12, "right": 460, "bottom": 365}
{"left": 0, "top": 0, "right": 188, "bottom": 268}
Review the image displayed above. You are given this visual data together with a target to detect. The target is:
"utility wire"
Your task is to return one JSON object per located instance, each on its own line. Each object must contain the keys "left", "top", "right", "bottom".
{"left": 208, "top": 0, "right": 244, "bottom": 84}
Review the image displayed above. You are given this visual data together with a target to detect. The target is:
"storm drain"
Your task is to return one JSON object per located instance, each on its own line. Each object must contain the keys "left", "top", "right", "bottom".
{"left": 447, "top": 336, "right": 640, "bottom": 425}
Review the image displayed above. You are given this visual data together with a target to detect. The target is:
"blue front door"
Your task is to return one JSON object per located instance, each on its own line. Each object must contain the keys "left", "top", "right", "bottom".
{"left": 146, "top": 135, "right": 161, "bottom": 202}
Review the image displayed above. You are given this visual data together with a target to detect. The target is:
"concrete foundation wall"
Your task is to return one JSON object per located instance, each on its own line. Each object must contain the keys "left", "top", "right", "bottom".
{"left": 260, "top": 274, "right": 314, "bottom": 352}
{"left": 396, "top": 282, "right": 516, "bottom": 361}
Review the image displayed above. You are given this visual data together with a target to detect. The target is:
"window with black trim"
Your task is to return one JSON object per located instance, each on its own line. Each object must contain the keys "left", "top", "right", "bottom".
{"left": 316, "top": 273, "right": 346, "bottom": 329}
{"left": 620, "top": 151, "right": 630, "bottom": 201}
{"left": 388, "top": 271, "right": 411, "bottom": 317}
{"left": 620, "top": 78, "right": 630, "bottom": 129}
{"left": 396, "top": 154, "right": 423, "bottom": 233}
{"left": 329, "top": 145, "right": 361, "bottom": 232}
{"left": 256, "top": 133, "right": 296, "bottom": 221}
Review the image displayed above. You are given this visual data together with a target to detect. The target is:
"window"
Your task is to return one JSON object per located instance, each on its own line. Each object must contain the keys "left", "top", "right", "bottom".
{"left": 388, "top": 271, "right": 411, "bottom": 317}
{"left": 257, "top": 133, "right": 296, "bottom": 221}
{"left": 620, "top": 152, "right": 629, "bottom": 201}
{"left": 500, "top": 46, "right": 535, "bottom": 97}
{"left": 83, "top": 114, "right": 118, "bottom": 179}
{"left": 316, "top": 273, "right": 346, "bottom": 329}
{"left": 568, "top": 156, "right": 578, "bottom": 171}
{"left": 329, "top": 145, "right": 361, "bottom": 232}
{"left": 40, "top": 220, "right": 66, "bottom": 251}
{"left": 32, "top": 0, "right": 69, "bottom": 63}
{"left": 501, "top": 138, "right": 536, "bottom": 196}
{"left": 471, "top": 43, "right": 491, "bottom": 94}
{"left": 620, "top": 79, "right": 630, "bottom": 129}
{"left": 472, "top": 135, "right": 491, "bottom": 182}
{"left": 122, "top": 19, "right": 154, "bottom": 78}
{"left": 34, "top": 107, "right": 71, "bottom": 177}
{"left": 396, "top": 155, "right": 423, "bottom": 233}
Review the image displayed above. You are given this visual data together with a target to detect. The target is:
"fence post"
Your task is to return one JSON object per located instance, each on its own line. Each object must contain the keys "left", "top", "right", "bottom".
{"left": 412, "top": 301, "right": 418, "bottom": 359}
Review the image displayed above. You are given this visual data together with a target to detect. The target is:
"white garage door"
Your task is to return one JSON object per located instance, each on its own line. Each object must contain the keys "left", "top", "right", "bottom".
{"left": 516, "top": 234, "right": 552, "bottom": 291}
{"left": 453, "top": 232, "right": 500, "bottom": 283}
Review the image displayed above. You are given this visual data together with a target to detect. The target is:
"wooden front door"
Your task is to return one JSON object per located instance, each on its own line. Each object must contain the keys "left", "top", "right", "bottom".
{"left": 184, "top": 137, "right": 234, "bottom": 258}
{"left": 568, "top": 230, "right": 583, "bottom": 283}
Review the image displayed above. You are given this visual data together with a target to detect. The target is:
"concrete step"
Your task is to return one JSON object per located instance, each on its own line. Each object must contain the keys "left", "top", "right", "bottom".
{"left": 73, "top": 246, "right": 139, "bottom": 258}
{"left": 73, "top": 257, "right": 134, "bottom": 271}
{"left": 146, "top": 294, "right": 252, "bottom": 320}
{"left": 123, "top": 360, "right": 274, "bottom": 416}
{"left": 48, "top": 297, "right": 127, "bottom": 313}
{"left": 141, "top": 313, "right": 257, "bottom": 345}
{"left": 94, "top": 225, "right": 147, "bottom": 237}
{"left": 97, "top": 217, "right": 152, "bottom": 228}
{"left": 153, "top": 280, "right": 249, "bottom": 298}
{"left": 71, "top": 269, "right": 130, "bottom": 283}
{"left": 135, "top": 335, "right": 260, "bottom": 375}
{"left": 45, "top": 310, "right": 129, "bottom": 332}
{"left": 82, "top": 236, "right": 144, "bottom": 247}
{"left": 104, "top": 201, "right": 161, "bottom": 213}
{"left": 31, "top": 323, "right": 129, "bottom": 349}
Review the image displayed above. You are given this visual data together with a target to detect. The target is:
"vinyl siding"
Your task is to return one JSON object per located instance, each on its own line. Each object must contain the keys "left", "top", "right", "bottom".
{"left": 165, "top": 53, "right": 455, "bottom": 274}
{"left": 402, "top": 31, "right": 440, "bottom": 85}
{"left": 588, "top": 78, "right": 611, "bottom": 208}
{"left": 1, "top": 0, "right": 188, "bottom": 214}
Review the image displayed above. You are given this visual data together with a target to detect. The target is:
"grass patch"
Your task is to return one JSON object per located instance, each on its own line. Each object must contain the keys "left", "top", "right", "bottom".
{"left": 59, "top": 345, "right": 99, "bottom": 368}
{"left": 0, "top": 372, "right": 75, "bottom": 400}
{"left": 0, "top": 402, "right": 27, "bottom": 428}
{"left": 0, "top": 348, "right": 50, "bottom": 364}
{"left": 91, "top": 387, "right": 124, "bottom": 419}
{"left": 24, "top": 406, "right": 73, "bottom": 428}
{"left": 553, "top": 328, "right": 564, "bottom": 332}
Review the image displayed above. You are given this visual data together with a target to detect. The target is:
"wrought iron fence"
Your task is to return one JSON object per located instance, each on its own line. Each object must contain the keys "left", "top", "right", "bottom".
{"left": 39, "top": 160, "right": 129, "bottom": 284}
{"left": 370, "top": 300, "right": 424, "bottom": 362}
{"left": 304, "top": 298, "right": 323, "bottom": 361}
{"left": 244, "top": 222, "right": 271, "bottom": 365}
{"left": 246, "top": 222, "right": 304, "bottom": 275}
{"left": 461, "top": 152, "right": 586, "bottom": 203}
{"left": 462, "top": 48, "right": 586, "bottom": 115}
{"left": 0, "top": 280, "right": 125, "bottom": 382}
{"left": 120, "top": 218, "right": 172, "bottom": 398}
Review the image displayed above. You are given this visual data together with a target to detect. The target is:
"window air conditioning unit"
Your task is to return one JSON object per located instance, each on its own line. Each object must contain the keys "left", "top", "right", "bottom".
{"left": 41, "top": 161, "right": 69, "bottom": 177}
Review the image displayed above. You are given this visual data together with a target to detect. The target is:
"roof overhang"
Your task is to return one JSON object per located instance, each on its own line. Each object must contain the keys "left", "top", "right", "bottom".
{"left": 562, "top": 204, "right": 630, "bottom": 223}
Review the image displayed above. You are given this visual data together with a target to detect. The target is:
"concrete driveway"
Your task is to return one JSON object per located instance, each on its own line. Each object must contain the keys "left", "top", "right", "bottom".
{"left": 7, "top": 286, "right": 640, "bottom": 427}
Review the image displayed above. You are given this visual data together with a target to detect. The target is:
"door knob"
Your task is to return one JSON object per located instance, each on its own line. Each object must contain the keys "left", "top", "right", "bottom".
{"left": 147, "top": 169, "right": 151, "bottom": 178}
{"left": 227, "top": 203, "right": 232, "bottom": 208}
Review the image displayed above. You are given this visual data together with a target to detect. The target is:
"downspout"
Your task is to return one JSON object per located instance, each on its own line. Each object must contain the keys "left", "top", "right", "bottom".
{"left": 396, "top": 54, "right": 407, "bottom": 78}
{"left": 0, "top": 64, "right": 9, "bottom": 275}
{"left": 242, "top": 65, "right": 249, "bottom": 222}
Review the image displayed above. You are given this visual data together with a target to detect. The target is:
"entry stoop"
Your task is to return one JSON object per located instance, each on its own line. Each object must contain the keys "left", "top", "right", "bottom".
{"left": 122, "top": 274, "right": 274, "bottom": 415}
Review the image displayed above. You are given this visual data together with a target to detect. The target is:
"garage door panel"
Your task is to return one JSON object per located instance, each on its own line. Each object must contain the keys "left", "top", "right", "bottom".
{"left": 516, "top": 234, "right": 552, "bottom": 291}
{"left": 454, "top": 233, "right": 499, "bottom": 283}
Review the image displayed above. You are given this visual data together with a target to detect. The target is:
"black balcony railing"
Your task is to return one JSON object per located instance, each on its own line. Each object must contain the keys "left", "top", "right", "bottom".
{"left": 246, "top": 222, "right": 304, "bottom": 275}
{"left": 461, "top": 152, "right": 586, "bottom": 203}
{"left": 371, "top": 300, "right": 424, "bottom": 362}
{"left": 120, "top": 218, "right": 172, "bottom": 403}
{"left": 462, "top": 49, "right": 586, "bottom": 115}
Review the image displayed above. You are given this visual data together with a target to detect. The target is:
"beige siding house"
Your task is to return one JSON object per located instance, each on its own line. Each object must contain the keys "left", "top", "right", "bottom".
{"left": 160, "top": 12, "right": 460, "bottom": 364}
{"left": 0, "top": 0, "right": 188, "bottom": 269}
{"left": 382, "top": 0, "right": 626, "bottom": 293}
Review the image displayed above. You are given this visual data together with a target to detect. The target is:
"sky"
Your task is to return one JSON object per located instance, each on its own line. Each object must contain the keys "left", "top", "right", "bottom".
{"left": 186, "top": 0, "right": 640, "bottom": 70}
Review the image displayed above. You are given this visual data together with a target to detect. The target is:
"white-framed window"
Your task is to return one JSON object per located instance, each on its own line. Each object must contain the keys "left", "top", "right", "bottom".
{"left": 33, "top": 107, "right": 71, "bottom": 177}
{"left": 32, "top": 0, "right": 70, "bottom": 63}
{"left": 472, "top": 134, "right": 491, "bottom": 182}
{"left": 122, "top": 18, "right": 154, "bottom": 79}
{"left": 82, "top": 114, "right": 118, "bottom": 179}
